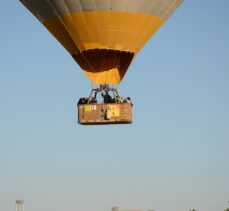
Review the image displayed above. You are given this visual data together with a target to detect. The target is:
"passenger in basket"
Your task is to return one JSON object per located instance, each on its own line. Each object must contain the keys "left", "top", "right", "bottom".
{"left": 84, "top": 97, "right": 89, "bottom": 104}
{"left": 78, "top": 97, "right": 88, "bottom": 105}
{"left": 119, "top": 96, "right": 124, "bottom": 104}
{"left": 115, "top": 96, "right": 119, "bottom": 103}
{"left": 126, "top": 97, "right": 133, "bottom": 106}
{"left": 77, "top": 98, "right": 83, "bottom": 105}
{"left": 103, "top": 91, "right": 113, "bottom": 103}
{"left": 89, "top": 97, "right": 97, "bottom": 104}
{"left": 115, "top": 95, "right": 123, "bottom": 103}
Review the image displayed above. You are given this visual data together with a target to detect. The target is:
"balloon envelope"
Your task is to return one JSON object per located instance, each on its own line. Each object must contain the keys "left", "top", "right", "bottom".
{"left": 20, "top": 0, "right": 183, "bottom": 84}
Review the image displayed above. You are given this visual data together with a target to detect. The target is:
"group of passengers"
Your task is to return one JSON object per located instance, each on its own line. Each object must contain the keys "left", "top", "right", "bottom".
{"left": 78, "top": 91, "right": 133, "bottom": 106}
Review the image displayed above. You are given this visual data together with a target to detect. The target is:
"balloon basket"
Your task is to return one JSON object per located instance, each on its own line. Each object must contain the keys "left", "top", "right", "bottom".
{"left": 77, "top": 85, "right": 133, "bottom": 125}
{"left": 78, "top": 103, "right": 132, "bottom": 125}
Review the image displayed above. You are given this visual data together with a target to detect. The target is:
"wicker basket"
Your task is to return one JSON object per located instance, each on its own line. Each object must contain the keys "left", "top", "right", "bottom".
{"left": 78, "top": 103, "right": 132, "bottom": 125}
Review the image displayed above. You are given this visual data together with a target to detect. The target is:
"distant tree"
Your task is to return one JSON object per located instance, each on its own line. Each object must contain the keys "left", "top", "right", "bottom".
{"left": 225, "top": 208, "right": 229, "bottom": 211}
{"left": 190, "top": 209, "right": 197, "bottom": 211}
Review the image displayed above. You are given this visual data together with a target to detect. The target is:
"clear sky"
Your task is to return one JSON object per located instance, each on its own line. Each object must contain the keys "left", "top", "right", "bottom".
{"left": 1, "top": 1, "right": 229, "bottom": 211}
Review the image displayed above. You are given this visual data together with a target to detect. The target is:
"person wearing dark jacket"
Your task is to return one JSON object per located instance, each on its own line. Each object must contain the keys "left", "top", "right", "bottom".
{"left": 103, "top": 91, "right": 113, "bottom": 103}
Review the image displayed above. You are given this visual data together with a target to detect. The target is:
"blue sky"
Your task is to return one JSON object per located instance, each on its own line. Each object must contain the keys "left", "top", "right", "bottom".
{"left": 0, "top": 1, "right": 229, "bottom": 211}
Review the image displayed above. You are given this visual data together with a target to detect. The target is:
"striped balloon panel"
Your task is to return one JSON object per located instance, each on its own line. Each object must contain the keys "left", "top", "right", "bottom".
{"left": 20, "top": 0, "right": 183, "bottom": 84}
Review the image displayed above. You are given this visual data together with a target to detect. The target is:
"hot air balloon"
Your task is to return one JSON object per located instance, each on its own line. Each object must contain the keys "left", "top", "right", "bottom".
{"left": 20, "top": 0, "right": 183, "bottom": 125}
